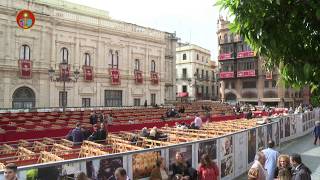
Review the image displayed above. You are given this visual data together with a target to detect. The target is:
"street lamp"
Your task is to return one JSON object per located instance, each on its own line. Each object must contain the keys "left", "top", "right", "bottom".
{"left": 48, "top": 62, "right": 80, "bottom": 112}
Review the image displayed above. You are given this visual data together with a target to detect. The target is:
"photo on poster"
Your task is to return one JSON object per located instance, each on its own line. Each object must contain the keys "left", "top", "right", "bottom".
{"left": 221, "top": 156, "right": 234, "bottom": 178}
{"left": 257, "top": 127, "right": 266, "bottom": 150}
{"left": 220, "top": 136, "right": 233, "bottom": 157}
{"left": 86, "top": 157, "right": 123, "bottom": 180}
{"left": 169, "top": 145, "right": 192, "bottom": 173}
{"left": 198, "top": 139, "right": 217, "bottom": 162}
{"left": 22, "top": 165, "right": 62, "bottom": 180}
{"left": 267, "top": 124, "right": 272, "bottom": 143}
{"left": 234, "top": 132, "right": 247, "bottom": 177}
{"left": 248, "top": 129, "right": 256, "bottom": 164}
{"left": 61, "top": 161, "right": 87, "bottom": 179}
{"left": 280, "top": 118, "right": 284, "bottom": 139}
{"left": 291, "top": 116, "right": 297, "bottom": 136}
{"left": 272, "top": 122, "right": 280, "bottom": 146}
{"left": 132, "top": 151, "right": 161, "bottom": 180}
{"left": 285, "top": 117, "right": 291, "bottom": 137}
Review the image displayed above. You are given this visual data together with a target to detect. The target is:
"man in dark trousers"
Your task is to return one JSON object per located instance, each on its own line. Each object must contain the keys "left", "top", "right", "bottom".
{"left": 290, "top": 153, "right": 311, "bottom": 180}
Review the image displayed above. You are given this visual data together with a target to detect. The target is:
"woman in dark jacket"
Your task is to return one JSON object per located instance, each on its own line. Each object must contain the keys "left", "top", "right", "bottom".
{"left": 313, "top": 121, "right": 320, "bottom": 145}
{"left": 97, "top": 123, "right": 107, "bottom": 142}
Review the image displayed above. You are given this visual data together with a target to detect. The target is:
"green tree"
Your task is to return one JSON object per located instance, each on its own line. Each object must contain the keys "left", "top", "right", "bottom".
{"left": 216, "top": 0, "right": 320, "bottom": 105}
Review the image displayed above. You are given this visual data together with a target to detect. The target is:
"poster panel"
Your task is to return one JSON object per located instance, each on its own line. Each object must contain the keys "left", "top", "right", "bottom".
{"left": 234, "top": 131, "right": 248, "bottom": 177}
{"left": 272, "top": 122, "right": 280, "bottom": 147}
{"left": 168, "top": 145, "right": 193, "bottom": 175}
{"left": 198, "top": 139, "right": 217, "bottom": 162}
{"left": 219, "top": 135, "right": 234, "bottom": 179}
{"left": 257, "top": 126, "right": 266, "bottom": 150}
{"left": 247, "top": 129, "right": 256, "bottom": 165}
{"left": 266, "top": 124, "right": 272, "bottom": 143}
{"left": 86, "top": 156, "right": 123, "bottom": 180}
{"left": 290, "top": 115, "right": 297, "bottom": 136}
{"left": 18, "top": 165, "right": 63, "bottom": 180}
{"left": 132, "top": 151, "right": 161, "bottom": 180}
{"left": 284, "top": 117, "right": 291, "bottom": 138}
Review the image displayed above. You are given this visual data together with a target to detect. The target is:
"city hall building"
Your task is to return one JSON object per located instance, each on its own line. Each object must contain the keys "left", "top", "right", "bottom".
{"left": 0, "top": 0, "right": 177, "bottom": 108}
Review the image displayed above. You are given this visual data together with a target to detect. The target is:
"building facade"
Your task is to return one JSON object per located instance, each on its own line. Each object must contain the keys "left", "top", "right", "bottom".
{"left": 0, "top": 0, "right": 177, "bottom": 109}
{"left": 176, "top": 43, "right": 218, "bottom": 101}
{"left": 217, "top": 17, "right": 309, "bottom": 107}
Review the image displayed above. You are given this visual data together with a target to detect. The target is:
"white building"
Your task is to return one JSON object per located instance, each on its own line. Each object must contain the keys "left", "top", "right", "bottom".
{"left": 0, "top": 0, "right": 177, "bottom": 109}
{"left": 176, "top": 43, "right": 218, "bottom": 101}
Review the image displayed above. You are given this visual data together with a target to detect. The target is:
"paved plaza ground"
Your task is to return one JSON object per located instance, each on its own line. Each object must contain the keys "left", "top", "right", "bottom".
{"left": 238, "top": 133, "right": 320, "bottom": 179}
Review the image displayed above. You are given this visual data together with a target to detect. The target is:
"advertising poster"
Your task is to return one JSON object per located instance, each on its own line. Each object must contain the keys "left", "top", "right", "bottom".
{"left": 61, "top": 161, "right": 87, "bottom": 179}
{"left": 221, "top": 156, "right": 234, "bottom": 179}
{"left": 279, "top": 118, "right": 284, "bottom": 139}
{"left": 291, "top": 116, "right": 297, "bottom": 136}
{"left": 86, "top": 157, "right": 123, "bottom": 180}
{"left": 234, "top": 132, "right": 247, "bottom": 177}
{"left": 266, "top": 124, "right": 272, "bottom": 143}
{"left": 132, "top": 151, "right": 161, "bottom": 180}
{"left": 168, "top": 145, "right": 193, "bottom": 174}
{"left": 19, "top": 166, "right": 62, "bottom": 180}
{"left": 257, "top": 126, "right": 266, "bottom": 150}
{"left": 220, "top": 136, "right": 233, "bottom": 157}
{"left": 272, "top": 122, "right": 280, "bottom": 146}
{"left": 198, "top": 139, "right": 217, "bottom": 162}
{"left": 284, "top": 117, "right": 291, "bottom": 137}
{"left": 248, "top": 129, "right": 256, "bottom": 164}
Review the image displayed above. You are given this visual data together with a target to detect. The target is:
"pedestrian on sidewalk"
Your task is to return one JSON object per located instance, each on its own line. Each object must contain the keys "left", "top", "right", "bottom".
{"left": 274, "top": 154, "right": 292, "bottom": 180}
{"left": 290, "top": 153, "right": 311, "bottom": 180}
{"left": 313, "top": 121, "right": 320, "bottom": 145}
{"left": 262, "top": 140, "right": 280, "bottom": 180}
{"left": 248, "top": 152, "right": 267, "bottom": 180}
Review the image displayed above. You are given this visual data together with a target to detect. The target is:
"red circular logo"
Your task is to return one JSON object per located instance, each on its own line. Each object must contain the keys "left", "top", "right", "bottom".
{"left": 16, "top": 10, "right": 36, "bottom": 29}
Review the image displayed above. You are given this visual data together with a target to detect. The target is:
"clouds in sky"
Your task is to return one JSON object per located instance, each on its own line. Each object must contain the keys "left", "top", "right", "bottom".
{"left": 67, "top": 0, "right": 221, "bottom": 59}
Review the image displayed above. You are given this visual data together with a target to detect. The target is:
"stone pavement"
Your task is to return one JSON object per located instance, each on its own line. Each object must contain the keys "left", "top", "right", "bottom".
{"left": 237, "top": 133, "right": 320, "bottom": 180}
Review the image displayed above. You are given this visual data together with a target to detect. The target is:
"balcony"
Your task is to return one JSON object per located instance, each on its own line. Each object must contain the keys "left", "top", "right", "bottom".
{"left": 237, "top": 70, "right": 256, "bottom": 78}
{"left": 219, "top": 71, "right": 235, "bottom": 79}
{"left": 237, "top": 51, "right": 255, "bottom": 59}
{"left": 218, "top": 53, "right": 233, "bottom": 61}
{"left": 177, "top": 76, "right": 191, "bottom": 81}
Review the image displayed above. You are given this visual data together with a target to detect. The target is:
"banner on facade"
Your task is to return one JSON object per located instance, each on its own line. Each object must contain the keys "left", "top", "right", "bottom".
{"left": 266, "top": 71, "right": 272, "bottom": 80}
{"left": 110, "top": 68, "right": 120, "bottom": 85}
{"left": 135, "top": 70, "right": 143, "bottom": 84}
{"left": 83, "top": 66, "right": 93, "bottom": 81}
{"left": 59, "top": 64, "right": 70, "bottom": 80}
{"left": 150, "top": 72, "right": 159, "bottom": 85}
{"left": 18, "top": 60, "right": 32, "bottom": 79}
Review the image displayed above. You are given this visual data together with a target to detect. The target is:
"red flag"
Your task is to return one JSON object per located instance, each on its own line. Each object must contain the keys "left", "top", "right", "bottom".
{"left": 135, "top": 70, "right": 143, "bottom": 84}
{"left": 110, "top": 68, "right": 120, "bottom": 85}
{"left": 59, "top": 64, "right": 70, "bottom": 79}
{"left": 151, "top": 72, "right": 159, "bottom": 85}
{"left": 18, "top": 60, "right": 32, "bottom": 79}
{"left": 83, "top": 66, "right": 93, "bottom": 81}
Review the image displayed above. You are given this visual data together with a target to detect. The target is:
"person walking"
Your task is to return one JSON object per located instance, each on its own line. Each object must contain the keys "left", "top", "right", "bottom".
{"left": 197, "top": 154, "right": 219, "bottom": 180}
{"left": 313, "top": 121, "right": 320, "bottom": 145}
{"left": 248, "top": 152, "right": 267, "bottom": 180}
{"left": 274, "top": 154, "right": 292, "bottom": 180}
{"left": 290, "top": 154, "right": 311, "bottom": 180}
{"left": 262, "top": 140, "right": 280, "bottom": 180}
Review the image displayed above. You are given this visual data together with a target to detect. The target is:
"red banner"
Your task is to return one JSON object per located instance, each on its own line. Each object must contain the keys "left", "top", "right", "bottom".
{"left": 237, "top": 51, "right": 255, "bottom": 58}
{"left": 178, "top": 92, "right": 189, "bottom": 97}
{"left": 219, "top": 72, "right": 234, "bottom": 79}
{"left": 135, "top": 70, "right": 143, "bottom": 84}
{"left": 266, "top": 71, "right": 272, "bottom": 80}
{"left": 110, "top": 68, "right": 120, "bottom": 85}
{"left": 59, "top": 64, "right": 70, "bottom": 80}
{"left": 83, "top": 66, "right": 93, "bottom": 81}
{"left": 237, "top": 70, "right": 256, "bottom": 77}
{"left": 18, "top": 60, "right": 32, "bottom": 79}
{"left": 151, "top": 72, "right": 159, "bottom": 85}
{"left": 218, "top": 53, "right": 233, "bottom": 61}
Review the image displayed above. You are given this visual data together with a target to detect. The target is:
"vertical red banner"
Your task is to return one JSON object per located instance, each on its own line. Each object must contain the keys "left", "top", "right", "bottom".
{"left": 150, "top": 72, "right": 159, "bottom": 85}
{"left": 18, "top": 60, "right": 32, "bottom": 79}
{"left": 59, "top": 64, "right": 70, "bottom": 79}
{"left": 110, "top": 68, "right": 120, "bottom": 85}
{"left": 135, "top": 70, "right": 143, "bottom": 84}
{"left": 83, "top": 66, "right": 93, "bottom": 81}
{"left": 266, "top": 71, "right": 272, "bottom": 80}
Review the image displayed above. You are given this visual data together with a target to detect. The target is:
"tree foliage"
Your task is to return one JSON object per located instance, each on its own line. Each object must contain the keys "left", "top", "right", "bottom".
{"left": 217, "top": 0, "right": 320, "bottom": 105}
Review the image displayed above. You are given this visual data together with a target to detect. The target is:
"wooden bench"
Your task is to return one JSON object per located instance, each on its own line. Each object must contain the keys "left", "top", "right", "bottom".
{"left": 16, "top": 147, "right": 35, "bottom": 160}
{"left": 37, "top": 151, "right": 63, "bottom": 163}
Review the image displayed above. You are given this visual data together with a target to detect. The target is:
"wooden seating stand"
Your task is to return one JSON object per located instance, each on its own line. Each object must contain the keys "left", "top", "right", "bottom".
{"left": 18, "top": 140, "right": 29, "bottom": 147}
{"left": 16, "top": 147, "right": 35, "bottom": 160}
{"left": 38, "top": 151, "right": 63, "bottom": 163}
{"left": 51, "top": 144, "right": 72, "bottom": 156}
{"left": 60, "top": 139, "right": 73, "bottom": 147}
{"left": 79, "top": 141, "right": 108, "bottom": 158}
{"left": 43, "top": 137, "right": 55, "bottom": 145}
{"left": 1, "top": 144, "right": 15, "bottom": 154}
{"left": 33, "top": 141, "right": 48, "bottom": 152}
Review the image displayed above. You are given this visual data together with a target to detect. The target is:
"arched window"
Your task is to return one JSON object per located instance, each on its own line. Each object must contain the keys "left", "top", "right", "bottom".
{"left": 151, "top": 60, "right": 156, "bottom": 72}
{"left": 135, "top": 59, "right": 140, "bottom": 71}
{"left": 109, "top": 50, "right": 119, "bottom": 69}
{"left": 115, "top": 51, "right": 119, "bottom": 69}
{"left": 84, "top": 53, "right": 90, "bottom": 66}
{"left": 12, "top": 86, "right": 35, "bottom": 108}
{"left": 182, "top": 54, "right": 187, "bottom": 60}
{"left": 224, "top": 34, "right": 228, "bottom": 43}
{"left": 20, "top": 44, "right": 30, "bottom": 60}
{"left": 61, "top": 47, "right": 69, "bottom": 63}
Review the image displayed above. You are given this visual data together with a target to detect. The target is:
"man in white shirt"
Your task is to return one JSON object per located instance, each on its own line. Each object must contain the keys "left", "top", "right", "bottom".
{"left": 248, "top": 152, "right": 267, "bottom": 180}
{"left": 194, "top": 113, "right": 202, "bottom": 129}
{"left": 262, "top": 140, "right": 280, "bottom": 180}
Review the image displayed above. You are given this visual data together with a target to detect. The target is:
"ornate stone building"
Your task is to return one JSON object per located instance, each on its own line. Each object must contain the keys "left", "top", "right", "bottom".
{"left": 217, "top": 17, "right": 309, "bottom": 107}
{"left": 176, "top": 43, "right": 218, "bottom": 101}
{"left": 0, "top": 0, "right": 177, "bottom": 108}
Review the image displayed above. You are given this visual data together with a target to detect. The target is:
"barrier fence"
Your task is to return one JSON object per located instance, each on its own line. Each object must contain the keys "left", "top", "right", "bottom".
{"left": 0, "top": 109, "right": 318, "bottom": 180}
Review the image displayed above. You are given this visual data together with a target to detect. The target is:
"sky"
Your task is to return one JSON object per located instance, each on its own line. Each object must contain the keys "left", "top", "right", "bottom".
{"left": 67, "top": 0, "right": 223, "bottom": 60}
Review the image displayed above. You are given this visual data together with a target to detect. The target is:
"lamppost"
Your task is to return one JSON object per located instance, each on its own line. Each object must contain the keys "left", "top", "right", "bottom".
{"left": 48, "top": 62, "right": 80, "bottom": 112}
